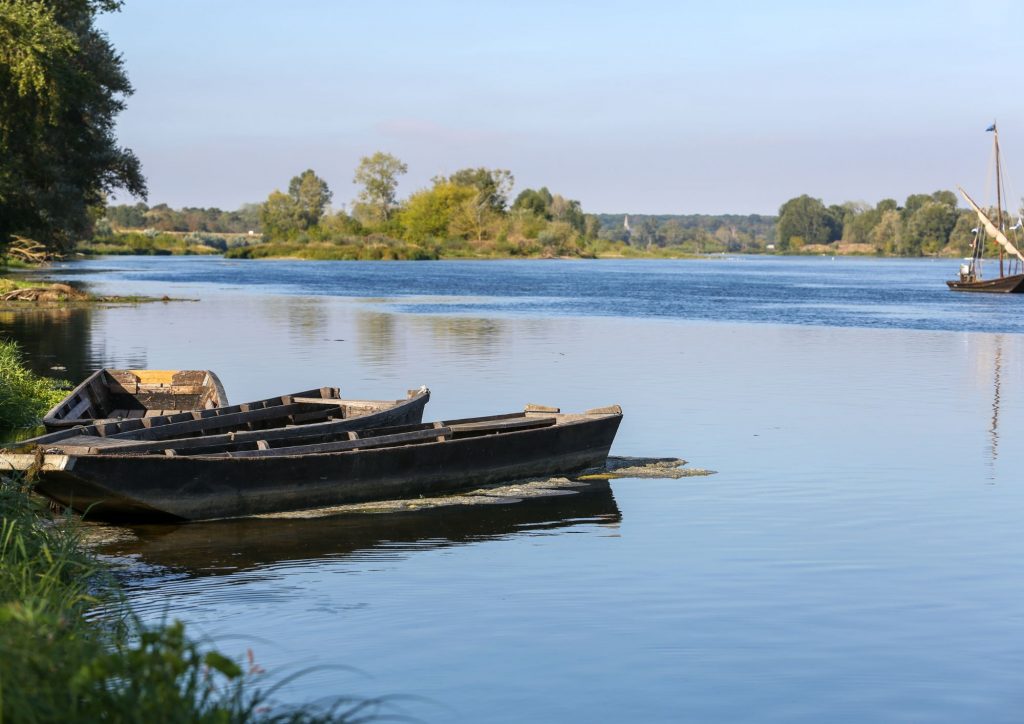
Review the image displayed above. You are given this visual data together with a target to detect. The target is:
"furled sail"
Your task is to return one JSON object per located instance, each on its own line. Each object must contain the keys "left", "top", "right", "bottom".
{"left": 958, "top": 186, "right": 1024, "bottom": 264}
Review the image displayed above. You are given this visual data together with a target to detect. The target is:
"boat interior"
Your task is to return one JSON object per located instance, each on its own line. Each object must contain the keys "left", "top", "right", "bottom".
{"left": 47, "top": 370, "right": 225, "bottom": 425}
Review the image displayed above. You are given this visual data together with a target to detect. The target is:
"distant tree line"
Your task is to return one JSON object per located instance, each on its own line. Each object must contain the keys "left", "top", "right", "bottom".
{"left": 102, "top": 202, "right": 261, "bottom": 234}
{"left": 98, "top": 169, "right": 1013, "bottom": 260}
{"left": 774, "top": 191, "right": 995, "bottom": 256}
{"left": 593, "top": 214, "right": 776, "bottom": 253}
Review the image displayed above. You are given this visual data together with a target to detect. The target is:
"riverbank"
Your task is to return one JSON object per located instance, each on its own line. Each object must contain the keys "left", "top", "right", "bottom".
{"left": 75, "top": 236, "right": 971, "bottom": 261}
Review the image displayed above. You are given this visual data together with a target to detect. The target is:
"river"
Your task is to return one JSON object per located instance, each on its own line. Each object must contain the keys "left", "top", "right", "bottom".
{"left": 4, "top": 255, "right": 1023, "bottom": 722}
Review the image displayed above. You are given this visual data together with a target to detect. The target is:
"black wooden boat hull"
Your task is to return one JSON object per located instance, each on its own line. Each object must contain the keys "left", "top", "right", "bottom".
{"left": 947, "top": 273, "right": 1024, "bottom": 293}
{"left": 23, "top": 413, "right": 621, "bottom": 522}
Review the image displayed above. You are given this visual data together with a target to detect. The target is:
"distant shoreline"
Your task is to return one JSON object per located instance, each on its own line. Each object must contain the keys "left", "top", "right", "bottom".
{"left": 70, "top": 245, "right": 968, "bottom": 261}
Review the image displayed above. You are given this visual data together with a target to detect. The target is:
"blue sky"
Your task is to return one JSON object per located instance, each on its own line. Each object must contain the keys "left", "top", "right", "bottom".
{"left": 99, "top": 0, "right": 1024, "bottom": 214}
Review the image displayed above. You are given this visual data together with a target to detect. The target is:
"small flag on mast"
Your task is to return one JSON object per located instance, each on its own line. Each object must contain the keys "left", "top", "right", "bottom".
{"left": 986, "top": 123, "right": 996, "bottom": 132}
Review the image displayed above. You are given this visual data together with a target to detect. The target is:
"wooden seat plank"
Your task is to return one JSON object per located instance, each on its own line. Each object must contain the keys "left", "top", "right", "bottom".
{"left": 106, "top": 401, "right": 344, "bottom": 441}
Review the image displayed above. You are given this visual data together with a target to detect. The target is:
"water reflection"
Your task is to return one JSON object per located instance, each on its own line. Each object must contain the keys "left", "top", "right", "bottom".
{"left": 259, "top": 296, "right": 329, "bottom": 348}
{"left": 354, "top": 311, "right": 398, "bottom": 369}
{"left": 965, "top": 333, "right": 1009, "bottom": 481}
{"left": 418, "top": 316, "right": 505, "bottom": 357}
{"left": 0, "top": 306, "right": 94, "bottom": 378}
{"left": 94, "top": 480, "right": 620, "bottom": 580}
{"left": 989, "top": 335, "right": 1002, "bottom": 477}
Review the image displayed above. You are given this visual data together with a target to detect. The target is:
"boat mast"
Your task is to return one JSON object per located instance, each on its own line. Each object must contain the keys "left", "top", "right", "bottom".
{"left": 994, "top": 121, "right": 1005, "bottom": 277}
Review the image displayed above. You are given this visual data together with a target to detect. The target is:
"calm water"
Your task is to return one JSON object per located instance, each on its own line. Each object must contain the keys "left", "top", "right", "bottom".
{"left": 5, "top": 256, "right": 1024, "bottom": 722}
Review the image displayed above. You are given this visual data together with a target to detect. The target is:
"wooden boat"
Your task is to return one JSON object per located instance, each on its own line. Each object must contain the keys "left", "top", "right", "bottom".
{"left": 19, "top": 386, "right": 431, "bottom": 449}
{"left": 1, "top": 404, "right": 622, "bottom": 522}
{"left": 43, "top": 369, "right": 229, "bottom": 431}
{"left": 948, "top": 122, "right": 1024, "bottom": 293}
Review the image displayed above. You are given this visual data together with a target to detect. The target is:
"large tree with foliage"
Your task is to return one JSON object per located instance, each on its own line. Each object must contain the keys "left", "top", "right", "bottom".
{"left": 258, "top": 169, "right": 331, "bottom": 240}
{"left": 399, "top": 182, "right": 475, "bottom": 242}
{"left": 0, "top": 0, "right": 145, "bottom": 252}
{"left": 776, "top": 195, "right": 842, "bottom": 249}
{"left": 352, "top": 151, "right": 407, "bottom": 224}
{"left": 443, "top": 168, "right": 514, "bottom": 213}
{"left": 287, "top": 169, "right": 332, "bottom": 228}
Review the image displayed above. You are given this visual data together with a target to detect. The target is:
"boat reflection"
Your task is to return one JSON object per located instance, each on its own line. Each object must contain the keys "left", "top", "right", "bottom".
{"left": 988, "top": 334, "right": 1002, "bottom": 478}
{"left": 93, "top": 480, "right": 621, "bottom": 579}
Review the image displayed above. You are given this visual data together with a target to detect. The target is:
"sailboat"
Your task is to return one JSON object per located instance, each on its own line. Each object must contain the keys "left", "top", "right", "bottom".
{"left": 947, "top": 122, "right": 1024, "bottom": 293}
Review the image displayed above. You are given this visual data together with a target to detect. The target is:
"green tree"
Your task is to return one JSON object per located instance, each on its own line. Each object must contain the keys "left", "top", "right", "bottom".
{"left": 258, "top": 191, "right": 304, "bottom": 240}
{"left": 904, "top": 199, "right": 957, "bottom": 255}
{"left": 399, "top": 182, "right": 475, "bottom": 242}
{"left": 776, "top": 195, "right": 842, "bottom": 249}
{"left": 512, "top": 187, "right": 554, "bottom": 219}
{"left": 450, "top": 191, "right": 503, "bottom": 241}
{"left": 0, "top": 0, "right": 146, "bottom": 252}
{"left": 537, "top": 220, "right": 579, "bottom": 255}
{"left": 948, "top": 211, "right": 978, "bottom": 257}
{"left": 353, "top": 151, "right": 407, "bottom": 224}
{"left": 840, "top": 202, "right": 880, "bottom": 246}
{"left": 315, "top": 210, "right": 363, "bottom": 240}
{"left": 876, "top": 198, "right": 899, "bottom": 214}
{"left": 288, "top": 169, "right": 332, "bottom": 228}
{"left": 550, "top": 194, "right": 585, "bottom": 232}
{"left": 633, "top": 218, "right": 664, "bottom": 248}
{"left": 871, "top": 209, "right": 902, "bottom": 254}
{"left": 258, "top": 169, "right": 331, "bottom": 240}
{"left": 902, "top": 193, "right": 932, "bottom": 218}
{"left": 444, "top": 168, "right": 514, "bottom": 213}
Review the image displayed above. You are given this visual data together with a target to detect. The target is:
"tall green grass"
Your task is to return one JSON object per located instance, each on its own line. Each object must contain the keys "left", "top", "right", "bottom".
{"left": 0, "top": 340, "right": 66, "bottom": 429}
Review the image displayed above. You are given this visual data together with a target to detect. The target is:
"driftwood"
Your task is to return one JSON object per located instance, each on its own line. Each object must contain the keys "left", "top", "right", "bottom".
{"left": 0, "top": 283, "right": 89, "bottom": 302}
{"left": 6, "top": 237, "right": 52, "bottom": 264}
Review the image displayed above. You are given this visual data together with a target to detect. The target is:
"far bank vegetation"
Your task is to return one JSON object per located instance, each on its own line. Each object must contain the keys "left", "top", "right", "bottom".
{"left": 93, "top": 154, "right": 777, "bottom": 260}
{"left": 90, "top": 157, "right": 1018, "bottom": 260}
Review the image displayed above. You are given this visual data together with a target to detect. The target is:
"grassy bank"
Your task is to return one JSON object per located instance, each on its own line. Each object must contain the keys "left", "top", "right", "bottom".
{"left": 225, "top": 237, "right": 441, "bottom": 261}
{"left": 222, "top": 236, "right": 712, "bottom": 261}
{"left": 79, "top": 231, "right": 225, "bottom": 256}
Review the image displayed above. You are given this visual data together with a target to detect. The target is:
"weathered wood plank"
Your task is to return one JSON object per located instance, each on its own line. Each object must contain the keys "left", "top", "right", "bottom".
{"left": 449, "top": 416, "right": 557, "bottom": 434}
{"left": 208, "top": 426, "right": 453, "bottom": 459}
{"left": 64, "top": 395, "right": 94, "bottom": 421}
{"left": 524, "top": 404, "right": 561, "bottom": 413}
{"left": 105, "top": 402, "right": 344, "bottom": 441}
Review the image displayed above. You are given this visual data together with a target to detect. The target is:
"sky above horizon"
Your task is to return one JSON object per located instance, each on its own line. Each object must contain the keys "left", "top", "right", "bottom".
{"left": 98, "top": 0, "right": 1024, "bottom": 215}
